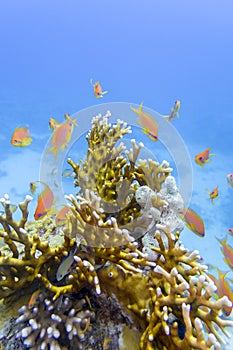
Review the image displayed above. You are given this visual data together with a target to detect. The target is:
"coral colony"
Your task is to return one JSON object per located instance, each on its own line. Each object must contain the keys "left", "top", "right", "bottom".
{"left": 0, "top": 111, "right": 233, "bottom": 350}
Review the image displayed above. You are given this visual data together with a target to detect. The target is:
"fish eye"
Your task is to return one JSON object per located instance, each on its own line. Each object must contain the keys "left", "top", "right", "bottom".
{"left": 108, "top": 271, "right": 113, "bottom": 278}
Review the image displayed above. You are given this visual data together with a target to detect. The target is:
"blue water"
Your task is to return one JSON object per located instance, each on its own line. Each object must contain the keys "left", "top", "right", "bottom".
{"left": 0, "top": 0, "right": 233, "bottom": 281}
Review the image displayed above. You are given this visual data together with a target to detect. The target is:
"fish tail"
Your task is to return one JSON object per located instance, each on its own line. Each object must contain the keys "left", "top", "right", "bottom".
{"left": 216, "top": 235, "right": 228, "bottom": 246}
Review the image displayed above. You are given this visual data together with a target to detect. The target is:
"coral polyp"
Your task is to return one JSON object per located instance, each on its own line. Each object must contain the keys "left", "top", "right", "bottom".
{"left": 0, "top": 111, "right": 232, "bottom": 349}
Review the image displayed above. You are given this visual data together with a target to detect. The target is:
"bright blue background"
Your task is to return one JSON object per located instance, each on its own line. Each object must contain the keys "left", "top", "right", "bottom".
{"left": 0, "top": 1, "right": 233, "bottom": 282}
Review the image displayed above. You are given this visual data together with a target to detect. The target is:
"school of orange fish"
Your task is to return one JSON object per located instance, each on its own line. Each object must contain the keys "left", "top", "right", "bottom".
{"left": 7, "top": 80, "right": 233, "bottom": 314}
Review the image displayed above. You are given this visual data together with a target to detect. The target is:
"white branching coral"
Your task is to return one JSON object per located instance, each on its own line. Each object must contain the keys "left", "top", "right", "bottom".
{"left": 15, "top": 292, "right": 95, "bottom": 350}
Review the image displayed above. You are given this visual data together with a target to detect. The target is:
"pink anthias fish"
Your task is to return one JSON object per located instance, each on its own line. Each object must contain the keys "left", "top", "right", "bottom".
{"left": 47, "top": 116, "right": 77, "bottom": 158}
{"left": 34, "top": 183, "right": 55, "bottom": 220}
{"left": 179, "top": 207, "right": 205, "bottom": 237}
{"left": 216, "top": 235, "right": 233, "bottom": 269}
{"left": 90, "top": 79, "right": 108, "bottom": 98}
{"left": 28, "top": 289, "right": 41, "bottom": 309}
{"left": 215, "top": 268, "right": 233, "bottom": 316}
{"left": 163, "top": 100, "right": 181, "bottom": 122}
{"left": 130, "top": 102, "right": 158, "bottom": 141}
{"left": 55, "top": 205, "right": 71, "bottom": 226}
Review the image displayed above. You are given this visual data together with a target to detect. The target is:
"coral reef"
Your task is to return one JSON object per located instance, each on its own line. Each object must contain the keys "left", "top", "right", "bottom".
{"left": 15, "top": 292, "right": 95, "bottom": 350}
{"left": 0, "top": 111, "right": 233, "bottom": 350}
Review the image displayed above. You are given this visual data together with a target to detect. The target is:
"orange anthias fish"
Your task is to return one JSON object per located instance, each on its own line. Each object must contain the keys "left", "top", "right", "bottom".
{"left": 11, "top": 126, "right": 32, "bottom": 147}
{"left": 28, "top": 289, "right": 41, "bottom": 309}
{"left": 195, "top": 147, "right": 215, "bottom": 169}
{"left": 34, "top": 183, "right": 55, "bottom": 220}
{"left": 163, "top": 100, "right": 181, "bottom": 121}
{"left": 207, "top": 186, "right": 218, "bottom": 204}
{"left": 90, "top": 79, "right": 108, "bottom": 98}
{"left": 217, "top": 235, "right": 233, "bottom": 269}
{"left": 179, "top": 208, "right": 205, "bottom": 237}
{"left": 227, "top": 173, "right": 233, "bottom": 188}
{"left": 47, "top": 117, "right": 77, "bottom": 158}
{"left": 55, "top": 205, "right": 70, "bottom": 225}
{"left": 130, "top": 102, "right": 158, "bottom": 141}
{"left": 216, "top": 268, "right": 233, "bottom": 316}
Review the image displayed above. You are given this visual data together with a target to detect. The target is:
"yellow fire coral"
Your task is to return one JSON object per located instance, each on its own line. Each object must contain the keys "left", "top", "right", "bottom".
{"left": 0, "top": 111, "right": 233, "bottom": 350}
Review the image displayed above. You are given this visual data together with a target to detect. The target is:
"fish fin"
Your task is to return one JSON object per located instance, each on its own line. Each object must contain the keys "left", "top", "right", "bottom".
{"left": 141, "top": 128, "right": 150, "bottom": 136}
{"left": 216, "top": 235, "right": 228, "bottom": 246}
{"left": 139, "top": 102, "right": 144, "bottom": 111}
{"left": 148, "top": 133, "right": 158, "bottom": 142}
{"left": 101, "top": 90, "right": 108, "bottom": 95}
{"left": 46, "top": 146, "right": 58, "bottom": 158}
{"left": 130, "top": 105, "right": 138, "bottom": 114}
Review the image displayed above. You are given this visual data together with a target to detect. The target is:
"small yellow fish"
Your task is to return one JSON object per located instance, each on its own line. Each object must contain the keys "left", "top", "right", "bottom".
{"left": 29, "top": 181, "right": 37, "bottom": 194}
{"left": 130, "top": 102, "right": 158, "bottom": 141}
{"left": 11, "top": 126, "right": 32, "bottom": 147}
